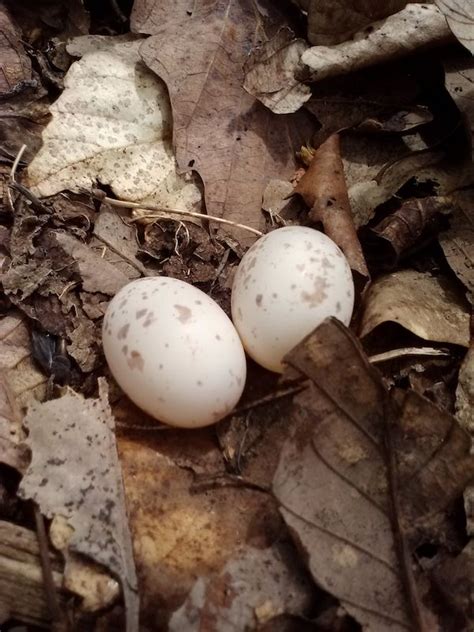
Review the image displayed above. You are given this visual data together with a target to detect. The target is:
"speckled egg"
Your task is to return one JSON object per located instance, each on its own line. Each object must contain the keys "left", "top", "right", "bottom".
{"left": 231, "top": 226, "right": 354, "bottom": 373}
{"left": 102, "top": 277, "right": 246, "bottom": 428}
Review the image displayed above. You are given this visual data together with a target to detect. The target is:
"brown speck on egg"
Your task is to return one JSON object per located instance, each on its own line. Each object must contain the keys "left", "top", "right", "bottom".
{"left": 321, "top": 256, "right": 335, "bottom": 269}
{"left": 256, "top": 294, "right": 263, "bottom": 306}
{"left": 142, "top": 293, "right": 148, "bottom": 299}
{"left": 136, "top": 308, "right": 147, "bottom": 319}
{"left": 119, "top": 299, "right": 127, "bottom": 308}
{"left": 272, "top": 293, "right": 278, "bottom": 298}
{"left": 301, "top": 277, "right": 329, "bottom": 307}
{"left": 121, "top": 345, "right": 128, "bottom": 355}
{"left": 175, "top": 304, "right": 192, "bottom": 323}
{"left": 216, "top": 334, "right": 221, "bottom": 340}
{"left": 237, "top": 307, "right": 243, "bottom": 320}
{"left": 195, "top": 300, "right": 202, "bottom": 305}
{"left": 117, "top": 323, "right": 130, "bottom": 340}
{"left": 247, "top": 257, "right": 257, "bottom": 270}
{"left": 143, "top": 314, "right": 156, "bottom": 327}
{"left": 127, "top": 350, "right": 144, "bottom": 371}
{"left": 283, "top": 242, "right": 291, "bottom": 249}
{"left": 336, "top": 301, "right": 341, "bottom": 312}
{"left": 291, "top": 283, "right": 297, "bottom": 290}
{"left": 296, "top": 263, "right": 305, "bottom": 272}
{"left": 197, "top": 380, "right": 202, "bottom": 386}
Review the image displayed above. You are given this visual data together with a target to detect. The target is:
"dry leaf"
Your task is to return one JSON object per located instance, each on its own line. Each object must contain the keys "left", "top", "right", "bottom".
{"left": 0, "top": 371, "right": 28, "bottom": 472}
{"left": 365, "top": 196, "right": 452, "bottom": 268}
{"left": 302, "top": 0, "right": 408, "bottom": 45}
{"left": 243, "top": 29, "right": 310, "bottom": 114}
{"left": 302, "top": 4, "right": 452, "bottom": 83}
{"left": 439, "top": 189, "right": 474, "bottom": 302}
{"left": 456, "top": 346, "right": 474, "bottom": 535}
{"left": 169, "top": 543, "right": 315, "bottom": 631}
{"left": 435, "top": 0, "right": 474, "bottom": 54}
{"left": 294, "top": 134, "right": 369, "bottom": 288}
{"left": 27, "top": 35, "right": 202, "bottom": 214}
{"left": 19, "top": 382, "right": 139, "bottom": 632}
{"left": 0, "top": 3, "right": 33, "bottom": 97}
{"left": 273, "top": 318, "right": 474, "bottom": 631}
{"left": 135, "top": 0, "right": 316, "bottom": 246}
{"left": 359, "top": 270, "right": 470, "bottom": 347}
{"left": 0, "top": 310, "right": 47, "bottom": 409}
{"left": 130, "top": 0, "right": 194, "bottom": 32}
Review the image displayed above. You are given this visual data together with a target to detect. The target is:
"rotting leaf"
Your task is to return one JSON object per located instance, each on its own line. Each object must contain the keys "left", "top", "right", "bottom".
{"left": 0, "top": 371, "right": 29, "bottom": 472}
{"left": 294, "top": 134, "right": 369, "bottom": 290}
{"left": 243, "top": 28, "right": 310, "bottom": 115}
{"left": 364, "top": 196, "right": 452, "bottom": 269}
{"left": 435, "top": 0, "right": 474, "bottom": 54}
{"left": 0, "top": 3, "right": 33, "bottom": 97}
{"left": 300, "top": 0, "right": 408, "bottom": 46}
{"left": 19, "top": 381, "right": 139, "bottom": 632}
{"left": 27, "top": 35, "right": 202, "bottom": 215}
{"left": 274, "top": 318, "right": 474, "bottom": 632}
{"left": 169, "top": 542, "right": 315, "bottom": 631}
{"left": 134, "top": 0, "right": 317, "bottom": 246}
{"left": 302, "top": 4, "right": 452, "bottom": 83}
{"left": 359, "top": 269, "right": 470, "bottom": 348}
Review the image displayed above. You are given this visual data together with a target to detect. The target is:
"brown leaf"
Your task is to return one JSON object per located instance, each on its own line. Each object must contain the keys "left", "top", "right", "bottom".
{"left": 273, "top": 318, "right": 474, "bottom": 632}
{"left": 456, "top": 346, "right": 474, "bottom": 536}
{"left": 303, "top": 0, "right": 408, "bottom": 46}
{"left": 360, "top": 270, "right": 470, "bottom": 348}
{"left": 19, "top": 381, "right": 139, "bottom": 632}
{"left": 134, "top": 0, "right": 317, "bottom": 246}
{"left": 0, "top": 371, "right": 28, "bottom": 472}
{"left": 439, "top": 190, "right": 474, "bottom": 302}
{"left": 243, "top": 28, "right": 310, "bottom": 114}
{"left": 0, "top": 3, "right": 32, "bottom": 97}
{"left": 365, "top": 196, "right": 452, "bottom": 268}
{"left": 169, "top": 542, "right": 315, "bottom": 631}
{"left": 294, "top": 134, "right": 369, "bottom": 289}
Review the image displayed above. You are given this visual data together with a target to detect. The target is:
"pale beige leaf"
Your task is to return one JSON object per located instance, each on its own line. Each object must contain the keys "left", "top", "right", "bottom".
{"left": 27, "top": 35, "right": 202, "bottom": 214}
{"left": 435, "top": 0, "right": 474, "bottom": 54}
{"left": 359, "top": 270, "right": 470, "bottom": 347}
{"left": 19, "top": 382, "right": 138, "bottom": 632}
{"left": 302, "top": 4, "right": 452, "bottom": 83}
{"left": 244, "top": 29, "right": 310, "bottom": 114}
{"left": 304, "top": 0, "right": 408, "bottom": 45}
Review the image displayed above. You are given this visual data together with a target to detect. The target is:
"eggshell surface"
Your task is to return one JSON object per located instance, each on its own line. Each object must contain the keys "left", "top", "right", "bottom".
{"left": 231, "top": 226, "right": 354, "bottom": 373}
{"left": 103, "top": 277, "right": 246, "bottom": 428}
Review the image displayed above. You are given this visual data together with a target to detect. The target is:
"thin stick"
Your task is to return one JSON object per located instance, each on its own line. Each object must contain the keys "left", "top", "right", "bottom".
{"left": 34, "top": 504, "right": 62, "bottom": 624}
{"left": 7, "top": 144, "right": 27, "bottom": 211}
{"left": 369, "top": 347, "right": 449, "bottom": 364}
{"left": 98, "top": 194, "right": 263, "bottom": 237}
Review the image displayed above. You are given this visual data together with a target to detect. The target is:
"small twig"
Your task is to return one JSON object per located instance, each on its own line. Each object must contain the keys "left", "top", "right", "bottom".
{"left": 97, "top": 194, "right": 263, "bottom": 237}
{"left": 7, "top": 144, "right": 27, "bottom": 211}
{"left": 33, "top": 504, "right": 63, "bottom": 625}
{"left": 190, "top": 472, "right": 270, "bottom": 494}
{"left": 369, "top": 347, "right": 449, "bottom": 364}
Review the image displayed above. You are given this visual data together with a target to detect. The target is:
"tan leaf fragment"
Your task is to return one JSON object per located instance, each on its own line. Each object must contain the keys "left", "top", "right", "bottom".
{"left": 169, "top": 543, "right": 314, "bottom": 631}
{"left": 243, "top": 29, "right": 310, "bottom": 114}
{"left": 135, "top": 0, "right": 317, "bottom": 246}
{"left": 19, "top": 382, "right": 139, "bottom": 632}
{"left": 303, "top": 0, "right": 408, "bottom": 45}
{"left": 27, "top": 36, "right": 202, "bottom": 215}
{"left": 302, "top": 4, "right": 452, "bottom": 83}
{"left": 274, "top": 318, "right": 474, "bottom": 632}
{"left": 435, "top": 0, "right": 474, "bottom": 54}
{"left": 359, "top": 269, "right": 470, "bottom": 347}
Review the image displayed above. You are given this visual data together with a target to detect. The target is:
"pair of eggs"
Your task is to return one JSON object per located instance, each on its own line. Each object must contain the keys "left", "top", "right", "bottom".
{"left": 102, "top": 226, "right": 354, "bottom": 428}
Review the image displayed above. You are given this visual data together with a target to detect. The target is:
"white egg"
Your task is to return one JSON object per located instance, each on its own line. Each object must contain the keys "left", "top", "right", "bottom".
{"left": 103, "top": 277, "right": 246, "bottom": 428}
{"left": 231, "top": 226, "right": 354, "bottom": 373}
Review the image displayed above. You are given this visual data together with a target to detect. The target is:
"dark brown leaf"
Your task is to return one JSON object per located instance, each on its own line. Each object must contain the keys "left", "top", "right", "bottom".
{"left": 273, "top": 318, "right": 474, "bottom": 632}
{"left": 294, "top": 134, "right": 369, "bottom": 290}
{"left": 134, "top": 0, "right": 317, "bottom": 246}
{"left": 0, "top": 3, "right": 32, "bottom": 97}
{"left": 365, "top": 196, "right": 452, "bottom": 268}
